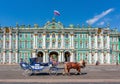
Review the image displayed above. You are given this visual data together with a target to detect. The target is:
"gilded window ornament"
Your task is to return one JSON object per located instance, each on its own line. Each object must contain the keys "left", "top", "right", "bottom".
{"left": 98, "top": 28, "right": 101, "bottom": 34}
{"left": 6, "top": 28, "right": 10, "bottom": 33}
{"left": 52, "top": 26, "right": 55, "bottom": 29}
{"left": 52, "top": 39, "right": 55, "bottom": 42}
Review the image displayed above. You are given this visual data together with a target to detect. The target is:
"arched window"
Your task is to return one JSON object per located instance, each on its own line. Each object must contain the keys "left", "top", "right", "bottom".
{"left": 58, "top": 34, "right": 61, "bottom": 38}
{"left": 46, "top": 34, "right": 50, "bottom": 38}
{"left": 39, "top": 34, "right": 41, "bottom": 38}
{"left": 19, "top": 34, "right": 22, "bottom": 38}
{"left": 66, "top": 34, "right": 68, "bottom": 38}
{"left": 52, "top": 34, "right": 55, "bottom": 38}
{"left": 74, "top": 34, "right": 77, "bottom": 38}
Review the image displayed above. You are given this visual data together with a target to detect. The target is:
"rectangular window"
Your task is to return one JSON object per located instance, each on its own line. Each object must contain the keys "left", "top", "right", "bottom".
{"left": 31, "top": 41, "right": 33, "bottom": 49}
{"left": 19, "top": 34, "right": 22, "bottom": 38}
{"left": 25, "top": 41, "right": 27, "bottom": 48}
{"left": 25, "top": 34, "right": 27, "bottom": 38}
{"left": 46, "top": 42, "right": 49, "bottom": 48}
{"left": 31, "top": 34, "right": 33, "bottom": 38}
{"left": 58, "top": 42, "right": 61, "bottom": 48}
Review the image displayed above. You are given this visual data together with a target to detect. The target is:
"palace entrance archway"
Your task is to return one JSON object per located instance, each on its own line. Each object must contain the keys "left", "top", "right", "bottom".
{"left": 37, "top": 51, "right": 43, "bottom": 62}
{"left": 49, "top": 51, "right": 58, "bottom": 61}
{"left": 64, "top": 51, "right": 70, "bottom": 62}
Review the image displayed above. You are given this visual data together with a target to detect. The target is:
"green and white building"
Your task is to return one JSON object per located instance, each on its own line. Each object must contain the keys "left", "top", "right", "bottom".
{"left": 0, "top": 18, "right": 120, "bottom": 64}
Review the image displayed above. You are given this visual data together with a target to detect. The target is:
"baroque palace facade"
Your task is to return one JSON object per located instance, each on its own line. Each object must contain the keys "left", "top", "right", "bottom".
{"left": 0, "top": 18, "right": 120, "bottom": 64}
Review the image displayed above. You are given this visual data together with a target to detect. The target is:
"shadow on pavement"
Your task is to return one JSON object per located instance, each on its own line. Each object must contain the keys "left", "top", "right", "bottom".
{"left": 30, "top": 72, "right": 87, "bottom": 76}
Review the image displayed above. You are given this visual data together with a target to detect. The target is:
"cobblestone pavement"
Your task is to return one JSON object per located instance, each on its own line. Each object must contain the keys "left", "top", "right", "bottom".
{"left": 0, "top": 64, "right": 120, "bottom": 79}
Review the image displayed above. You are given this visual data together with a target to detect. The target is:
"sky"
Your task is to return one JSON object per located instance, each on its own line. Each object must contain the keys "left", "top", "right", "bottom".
{"left": 0, "top": 0, "right": 120, "bottom": 30}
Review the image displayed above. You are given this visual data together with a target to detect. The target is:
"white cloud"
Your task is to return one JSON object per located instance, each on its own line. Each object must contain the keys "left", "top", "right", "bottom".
{"left": 97, "top": 21, "right": 105, "bottom": 26}
{"left": 86, "top": 8, "right": 114, "bottom": 25}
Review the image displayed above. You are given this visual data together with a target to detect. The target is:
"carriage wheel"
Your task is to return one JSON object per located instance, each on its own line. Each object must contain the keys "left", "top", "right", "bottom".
{"left": 24, "top": 69, "right": 33, "bottom": 76}
{"left": 49, "top": 67, "right": 58, "bottom": 75}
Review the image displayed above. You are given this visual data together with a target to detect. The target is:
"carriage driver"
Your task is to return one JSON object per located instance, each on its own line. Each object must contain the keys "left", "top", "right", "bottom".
{"left": 50, "top": 56, "right": 58, "bottom": 66}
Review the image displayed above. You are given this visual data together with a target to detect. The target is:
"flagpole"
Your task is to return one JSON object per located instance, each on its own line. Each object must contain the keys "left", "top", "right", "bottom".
{"left": 53, "top": 14, "right": 55, "bottom": 19}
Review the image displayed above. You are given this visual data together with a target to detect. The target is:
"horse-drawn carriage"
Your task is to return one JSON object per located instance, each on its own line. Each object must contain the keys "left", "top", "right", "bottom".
{"left": 20, "top": 58, "right": 86, "bottom": 76}
{"left": 20, "top": 58, "right": 58, "bottom": 76}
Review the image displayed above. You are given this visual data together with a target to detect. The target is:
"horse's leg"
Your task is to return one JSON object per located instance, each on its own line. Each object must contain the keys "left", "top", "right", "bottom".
{"left": 62, "top": 68, "right": 65, "bottom": 75}
{"left": 76, "top": 68, "right": 81, "bottom": 75}
{"left": 67, "top": 68, "right": 70, "bottom": 75}
{"left": 63, "top": 63, "right": 67, "bottom": 75}
{"left": 75, "top": 69, "right": 78, "bottom": 75}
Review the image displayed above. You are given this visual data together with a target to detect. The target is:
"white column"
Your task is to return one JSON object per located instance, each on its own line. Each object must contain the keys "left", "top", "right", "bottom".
{"left": 16, "top": 33, "right": 18, "bottom": 49}
{"left": 43, "top": 52, "right": 46, "bottom": 63}
{"left": 3, "top": 33, "right": 5, "bottom": 50}
{"left": 61, "top": 34, "right": 64, "bottom": 48}
{"left": 89, "top": 35, "right": 91, "bottom": 49}
{"left": 33, "top": 34, "right": 35, "bottom": 49}
{"left": 15, "top": 52, "right": 18, "bottom": 63}
{"left": 58, "top": 53, "right": 61, "bottom": 62}
{"left": 3, "top": 33, "right": 5, "bottom": 64}
{"left": 71, "top": 34, "right": 74, "bottom": 48}
{"left": 9, "top": 33, "right": 12, "bottom": 49}
{"left": 101, "top": 53, "right": 103, "bottom": 64}
{"left": 45, "top": 52, "right": 49, "bottom": 63}
{"left": 107, "top": 53, "right": 110, "bottom": 64}
{"left": 43, "top": 33, "right": 46, "bottom": 49}
{"left": 61, "top": 51, "right": 64, "bottom": 62}
{"left": 70, "top": 51, "right": 74, "bottom": 62}
{"left": 94, "top": 52, "right": 97, "bottom": 63}
{"left": 95, "top": 34, "right": 97, "bottom": 49}
{"left": 89, "top": 53, "right": 92, "bottom": 64}
{"left": 9, "top": 33, "right": 12, "bottom": 64}
{"left": 32, "top": 33, "right": 37, "bottom": 58}
{"left": 3, "top": 52, "right": 5, "bottom": 64}
{"left": 69, "top": 34, "right": 71, "bottom": 48}
{"left": 32, "top": 51, "right": 36, "bottom": 58}
{"left": 101, "top": 35, "right": 103, "bottom": 49}
{"left": 50, "top": 34, "right": 52, "bottom": 48}
{"left": 56, "top": 34, "right": 58, "bottom": 48}
{"left": 9, "top": 52, "right": 11, "bottom": 64}
{"left": 107, "top": 35, "right": 110, "bottom": 49}
{"left": 16, "top": 33, "right": 18, "bottom": 63}
{"left": 34, "top": 34, "right": 38, "bottom": 49}
{"left": 35, "top": 34, "right": 38, "bottom": 49}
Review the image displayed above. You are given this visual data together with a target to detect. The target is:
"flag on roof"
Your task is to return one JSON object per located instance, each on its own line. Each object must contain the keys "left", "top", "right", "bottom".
{"left": 54, "top": 10, "right": 60, "bottom": 16}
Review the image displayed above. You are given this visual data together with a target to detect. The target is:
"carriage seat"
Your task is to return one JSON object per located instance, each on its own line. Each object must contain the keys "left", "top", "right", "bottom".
{"left": 31, "top": 63, "right": 44, "bottom": 70}
{"left": 40, "top": 63, "right": 49, "bottom": 66}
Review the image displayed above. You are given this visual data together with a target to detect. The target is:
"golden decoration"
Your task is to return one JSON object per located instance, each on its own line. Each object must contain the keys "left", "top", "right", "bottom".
{"left": 52, "top": 26, "right": 55, "bottom": 29}
{"left": 71, "top": 34, "right": 74, "bottom": 36}
{"left": 34, "top": 34, "right": 38, "bottom": 36}
{"left": 6, "top": 28, "right": 10, "bottom": 33}
{"left": 98, "top": 28, "right": 101, "bottom": 34}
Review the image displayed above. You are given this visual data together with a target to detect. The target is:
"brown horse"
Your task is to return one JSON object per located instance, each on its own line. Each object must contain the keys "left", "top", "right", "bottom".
{"left": 63, "top": 60, "right": 86, "bottom": 75}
